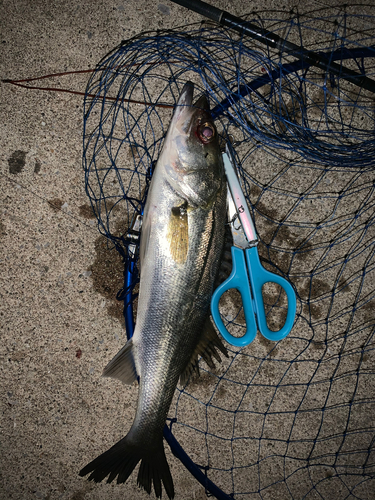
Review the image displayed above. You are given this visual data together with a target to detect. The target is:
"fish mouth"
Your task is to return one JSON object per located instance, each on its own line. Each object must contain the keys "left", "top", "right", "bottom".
{"left": 172, "top": 82, "right": 212, "bottom": 138}
{"left": 174, "top": 82, "right": 210, "bottom": 118}
{"left": 193, "top": 94, "right": 210, "bottom": 112}
{"left": 178, "top": 81, "right": 194, "bottom": 108}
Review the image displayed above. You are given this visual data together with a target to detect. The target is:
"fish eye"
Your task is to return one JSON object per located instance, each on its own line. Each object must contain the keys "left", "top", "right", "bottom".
{"left": 198, "top": 122, "right": 216, "bottom": 143}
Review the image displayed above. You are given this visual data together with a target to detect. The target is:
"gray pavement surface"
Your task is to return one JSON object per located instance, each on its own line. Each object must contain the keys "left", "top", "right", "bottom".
{"left": 1, "top": 1, "right": 374, "bottom": 500}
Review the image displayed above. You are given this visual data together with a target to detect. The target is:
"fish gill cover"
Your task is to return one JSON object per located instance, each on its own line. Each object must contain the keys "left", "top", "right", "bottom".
{"left": 82, "top": 5, "right": 375, "bottom": 499}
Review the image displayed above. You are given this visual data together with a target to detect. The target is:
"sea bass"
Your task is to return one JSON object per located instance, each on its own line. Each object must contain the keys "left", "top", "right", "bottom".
{"left": 79, "top": 82, "right": 228, "bottom": 498}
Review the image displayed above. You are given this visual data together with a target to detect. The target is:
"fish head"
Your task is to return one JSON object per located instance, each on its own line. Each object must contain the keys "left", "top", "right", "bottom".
{"left": 163, "top": 82, "right": 224, "bottom": 207}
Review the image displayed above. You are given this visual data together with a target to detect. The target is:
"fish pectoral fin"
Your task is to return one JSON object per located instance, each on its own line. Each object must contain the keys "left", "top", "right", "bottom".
{"left": 102, "top": 338, "right": 138, "bottom": 384}
{"left": 167, "top": 202, "right": 189, "bottom": 264}
{"left": 180, "top": 317, "right": 229, "bottom": 386}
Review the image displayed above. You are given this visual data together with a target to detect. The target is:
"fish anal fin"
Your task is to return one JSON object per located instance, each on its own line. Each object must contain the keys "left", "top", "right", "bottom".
{"left": 180, "top": 317, "right": 228, "bottom": 385}
{"left": 167, "top": 203, "right": 189, "bottom": 264}
{"left": 102, "top": 338, "right": 138, "bottom": 384}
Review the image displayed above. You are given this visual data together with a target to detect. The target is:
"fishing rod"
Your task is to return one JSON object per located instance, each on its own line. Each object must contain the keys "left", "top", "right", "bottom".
{"left": 170, "top": 0, "right": 375, "bottom": 94}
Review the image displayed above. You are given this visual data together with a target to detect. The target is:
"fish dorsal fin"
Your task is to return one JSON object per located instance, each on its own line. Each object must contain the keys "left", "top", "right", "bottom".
{"left": 102, "top": 338, "right": 138, "bottom": 384}
{"left": 180, "top": 317, "right": 228, "bottom": 386}
{"left": 167, "top": 202, "right": 189, "bottom": 264}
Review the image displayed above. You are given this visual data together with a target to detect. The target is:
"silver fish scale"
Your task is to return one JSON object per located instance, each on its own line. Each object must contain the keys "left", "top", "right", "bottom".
{"left": 130, "top": 163, "right": 227, "bottom": 448}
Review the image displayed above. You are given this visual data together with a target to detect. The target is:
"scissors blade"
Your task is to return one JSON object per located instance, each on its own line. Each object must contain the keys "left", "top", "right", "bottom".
{"left": 223, "top": 145, "right": 257, "bottom": 247}
{"left": 226, "top": 187, "right": 250, "bottom": 249}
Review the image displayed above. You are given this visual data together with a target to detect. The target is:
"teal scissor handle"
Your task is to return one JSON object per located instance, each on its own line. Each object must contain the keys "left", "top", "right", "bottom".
{"left": 244, "top": 246, "right": 296, "bottom": 342}
{"left": 211, "top": 246, "right": 258, "bottom": 347}
{"left": 211, "top": 246, "right": 297, "bottom": 346}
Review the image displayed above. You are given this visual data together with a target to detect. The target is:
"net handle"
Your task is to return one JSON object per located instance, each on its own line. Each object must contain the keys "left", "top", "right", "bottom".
{"left": 170, "top": 0, "right": 375, "bottom": 94}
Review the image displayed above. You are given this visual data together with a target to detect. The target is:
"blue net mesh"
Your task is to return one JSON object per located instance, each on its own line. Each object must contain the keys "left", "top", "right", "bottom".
{"left": 83, "top": 6, "right": 375, "bottom": 499}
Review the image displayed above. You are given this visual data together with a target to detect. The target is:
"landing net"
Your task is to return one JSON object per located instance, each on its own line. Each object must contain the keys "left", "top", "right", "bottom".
{"left": 83, "top": 6, "right": 375, "bottom": 498}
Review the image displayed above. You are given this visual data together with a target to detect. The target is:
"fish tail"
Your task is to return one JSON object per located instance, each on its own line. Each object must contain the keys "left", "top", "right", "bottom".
{"left": 79, "top": 435, "right": 174, "bottom": 499}
{"left": 137, "top": 443, "right": 174, "bottom": 499}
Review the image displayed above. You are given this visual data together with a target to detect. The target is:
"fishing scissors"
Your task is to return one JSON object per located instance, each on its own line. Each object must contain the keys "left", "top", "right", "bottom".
{"left": 211, "top": 145, "right": 297, "bottom": 347}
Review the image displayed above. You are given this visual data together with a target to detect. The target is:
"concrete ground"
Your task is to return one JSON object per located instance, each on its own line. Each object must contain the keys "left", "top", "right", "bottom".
{"left": 1, "top": 1, "right": 374, "bottom": 500}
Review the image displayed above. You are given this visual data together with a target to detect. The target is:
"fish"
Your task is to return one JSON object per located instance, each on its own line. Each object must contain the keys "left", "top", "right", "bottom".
{"left": 79, "top": 82, "right": 228, "bottom": 499}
